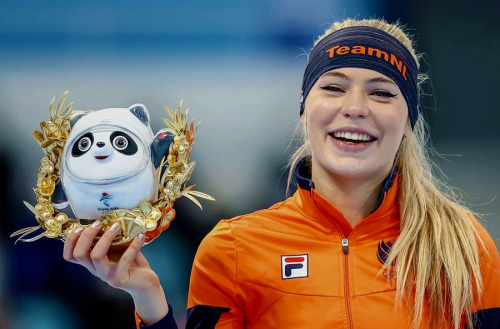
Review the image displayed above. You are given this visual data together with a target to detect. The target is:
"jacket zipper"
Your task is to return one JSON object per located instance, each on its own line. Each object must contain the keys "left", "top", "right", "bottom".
{"left": 342, "top": 237, "right": 353, "bottom": 329}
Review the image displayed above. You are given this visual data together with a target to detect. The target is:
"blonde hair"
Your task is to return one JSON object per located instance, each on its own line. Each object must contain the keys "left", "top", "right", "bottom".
{"left": 288, "top": 18, "right": 484, "bottom": 329}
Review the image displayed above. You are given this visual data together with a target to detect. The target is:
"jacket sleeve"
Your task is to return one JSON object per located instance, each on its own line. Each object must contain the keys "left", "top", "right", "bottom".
{"left": 470, "top": 218, "right": 500, "bottom": 329}
{"left": 186, "top": 221, "right": 245, "bottom": 329}
{"left": 135, "top": 305, "right": 178, "bottom": 329}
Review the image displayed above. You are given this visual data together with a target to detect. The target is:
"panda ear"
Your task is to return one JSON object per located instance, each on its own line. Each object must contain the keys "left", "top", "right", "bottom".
{"left": 69, "top": 111, "right": 88, "bottom": 128}
{"left": 129, "top": 104, "right": 150, "bottom": 126}
{"left": 150, "top": 129, "right": 174, "bottom": 168}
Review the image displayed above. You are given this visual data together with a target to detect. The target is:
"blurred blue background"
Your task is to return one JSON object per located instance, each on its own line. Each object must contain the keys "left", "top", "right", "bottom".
{"left": 1, "top": 1, "right": 499, "bottom": 328}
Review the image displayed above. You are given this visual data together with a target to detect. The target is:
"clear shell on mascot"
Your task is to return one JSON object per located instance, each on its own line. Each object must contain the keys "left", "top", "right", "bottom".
{"left": 11, "top": 91, "right": 214, "bottom": 245}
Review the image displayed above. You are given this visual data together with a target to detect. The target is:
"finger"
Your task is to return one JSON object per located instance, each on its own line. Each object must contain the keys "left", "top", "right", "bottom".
{"left": 111, "top": 234, "right": 146, "bottom": 286}
{"left": 63, "top": 226, "right": 84, "bottom": 263}
{"left": 90, "top": 222, "right": 121, "bottom": 278}
{"left": 72, "top": 220, "right": 102, "bottom": 275}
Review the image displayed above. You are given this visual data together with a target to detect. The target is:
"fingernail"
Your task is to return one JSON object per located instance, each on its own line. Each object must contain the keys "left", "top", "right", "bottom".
{"left": 73, "top": 226, "right": 84, "bottom": 234}
{"left": 137, "top": 234, "right": 145, "bottom": 242}
{"left": 91, "top": 220, "right": 101, "bottom": 228}
{"left": 110, "top": 222, "right": 120, "bottom": 231}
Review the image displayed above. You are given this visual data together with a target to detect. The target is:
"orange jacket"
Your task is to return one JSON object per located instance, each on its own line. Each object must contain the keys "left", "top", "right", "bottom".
{"left": 185, "top": 171, "right": 500, "bottom": 328}
{"left": 137, "top": 163, "right": 500, "bottom": 328}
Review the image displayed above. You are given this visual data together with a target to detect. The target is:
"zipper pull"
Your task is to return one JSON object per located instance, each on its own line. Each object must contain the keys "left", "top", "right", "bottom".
{"left": 342, "top": 238, "right": 349, "bottom": 254}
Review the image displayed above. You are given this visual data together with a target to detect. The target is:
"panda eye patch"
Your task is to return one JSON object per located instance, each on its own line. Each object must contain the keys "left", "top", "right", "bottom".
{"left": 72, "top": 133, "right": 94, "bottom": 157}
{"left": 113, "top": 136, "right": 128, "bottom": 150}
{"left": 110, "top": 131, "right": 138, "bottom": 155}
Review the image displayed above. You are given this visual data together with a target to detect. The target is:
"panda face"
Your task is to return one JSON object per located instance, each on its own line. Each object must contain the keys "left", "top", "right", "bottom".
{"left": 66, "top": 126, "right": 148, "bottom": 181}
{"left": 71, "top": 131, "right": 138, "bottom": 158}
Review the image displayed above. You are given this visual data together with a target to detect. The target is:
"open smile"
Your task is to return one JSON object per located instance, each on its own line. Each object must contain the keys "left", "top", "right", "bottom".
{"left": 329, "top": 131, "right": 377, "bottom": 144}
{"left": 95, "top": 155, "right": 108, "bottom": 160}
{"left": 328, "top": 129, "right": 378, "bottom": 152}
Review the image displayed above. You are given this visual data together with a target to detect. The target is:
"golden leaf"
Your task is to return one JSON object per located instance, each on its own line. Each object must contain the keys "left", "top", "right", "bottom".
{"left": 61, "top": 102, "right": 74, "bottom": 118}
{"left": 16, "top": 230, "right": 47, "bottom": 243}
{"left": 49, "top": 97, "right": 56, "bottom": 120}
{"left": 10, "top": 225, "right": 40, "bottom": 238}
{"left": 56, "top": 91, "right": 69, "bottom": 116}
{"left": 23, "top": 201, "right": 38, "bottom": 216}
{"left": 33, "top": 130, "right": 44, "bottom": 143}
{"left": 185, "top": 190, "right": 216, "bottom": 201}
{"left": 181, "top": 191, "right": 203, "bottom": 210}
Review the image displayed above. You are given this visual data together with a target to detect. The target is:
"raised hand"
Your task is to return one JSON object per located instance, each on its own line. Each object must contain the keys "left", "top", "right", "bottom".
{"left": 63, "top": 221, "right": 169, "bottom": 325}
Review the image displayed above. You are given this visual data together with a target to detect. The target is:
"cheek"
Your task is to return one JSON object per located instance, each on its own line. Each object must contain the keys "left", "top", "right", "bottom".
{"left": 375, "top": 111, "right": 408, "bottom": 158}
{"left": 306, "top": 98, "right": 342, "bottom": 126}
{"left": 373, "top": 103, "right": 408, "bottom": 136}
{"left": 305, "top": 97, "right": 342, "bottom": 150}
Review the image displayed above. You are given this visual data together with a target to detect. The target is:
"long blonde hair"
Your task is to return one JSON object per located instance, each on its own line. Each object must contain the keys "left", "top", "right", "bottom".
{"left": 288, "top": 18, "right": 484, "bottom": 329}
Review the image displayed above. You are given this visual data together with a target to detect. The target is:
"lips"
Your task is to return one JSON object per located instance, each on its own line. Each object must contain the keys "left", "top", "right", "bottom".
{"left": 327, "top": 128, "right": 377, "bottom": 153}
{"left": 95, "top": 155, "right": 108, "bottom": 160}
{"left": 329, "top": 129, "right": 377, "bottom": 144}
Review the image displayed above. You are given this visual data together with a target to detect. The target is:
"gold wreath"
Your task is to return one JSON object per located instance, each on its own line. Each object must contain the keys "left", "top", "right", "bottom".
{"left": 11, "top": 91, "right": 214, "bottom": 245}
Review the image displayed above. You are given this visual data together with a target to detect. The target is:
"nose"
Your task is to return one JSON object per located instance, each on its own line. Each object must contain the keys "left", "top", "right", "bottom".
{"left": 96, "top": 142, "right": 105, "bottom": 148}
{"left": 341, "top": 90, "right": 369, "bottom": 119}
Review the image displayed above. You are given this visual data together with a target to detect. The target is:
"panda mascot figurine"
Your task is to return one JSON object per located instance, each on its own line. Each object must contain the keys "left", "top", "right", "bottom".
{"left": 52, "top": 104, "right": 173, "bottom": 222}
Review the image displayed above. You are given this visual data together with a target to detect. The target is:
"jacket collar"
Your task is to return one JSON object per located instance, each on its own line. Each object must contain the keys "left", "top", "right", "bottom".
{"left": 293, "top": 158, "right": 399, "bottom": 236}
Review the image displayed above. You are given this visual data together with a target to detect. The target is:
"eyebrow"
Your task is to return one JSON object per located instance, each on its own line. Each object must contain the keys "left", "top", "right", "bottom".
{"left": 320, "top": 71, "right": 351, "bottom": 81}
{"left": 367, "top": 76, "right": 397, "bottom": 86}
{"left": 319, "top": 71, "right": 397, "bottom": 86}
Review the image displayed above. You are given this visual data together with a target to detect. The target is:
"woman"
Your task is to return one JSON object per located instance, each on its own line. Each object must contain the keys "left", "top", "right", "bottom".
{"left": 63, "top": 18, "right": 500, "bottom": 328}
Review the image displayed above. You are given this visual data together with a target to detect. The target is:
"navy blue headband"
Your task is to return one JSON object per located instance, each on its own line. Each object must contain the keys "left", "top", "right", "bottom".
{"left": 300, "top": 26, "right": 419, "bottom": 128}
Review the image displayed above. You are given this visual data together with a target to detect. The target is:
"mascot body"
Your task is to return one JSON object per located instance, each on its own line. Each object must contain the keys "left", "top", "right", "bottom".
{"left": 53, "top": 104, "right": 172, "bottom": 221}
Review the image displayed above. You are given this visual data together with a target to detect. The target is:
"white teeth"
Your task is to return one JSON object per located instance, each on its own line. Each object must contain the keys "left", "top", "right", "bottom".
{"left": 333, "top": 131, "right": 373, "bottom": 141}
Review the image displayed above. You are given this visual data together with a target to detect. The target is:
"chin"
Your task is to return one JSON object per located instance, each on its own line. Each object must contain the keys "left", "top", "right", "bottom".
{"left": 319, "top": 157, "right": 387, "bottom": 181}
{"left": 330, "top": 167, "right": 372, "bottom": 179}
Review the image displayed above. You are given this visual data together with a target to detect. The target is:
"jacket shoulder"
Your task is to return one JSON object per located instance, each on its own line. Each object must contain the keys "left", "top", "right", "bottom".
{"left": 194, "top": 196, "right": 298, "bottom": 262}
{"left": 223, "top": 196, "right": 298, "bottom": 228}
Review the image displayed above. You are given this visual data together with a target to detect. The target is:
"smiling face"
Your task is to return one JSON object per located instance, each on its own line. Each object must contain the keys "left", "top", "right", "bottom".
{"left": 305, "top": 67, "right": 409, "bottom": 185}
{"left": 66, "top": 127, "right": 147, "bottom": 181}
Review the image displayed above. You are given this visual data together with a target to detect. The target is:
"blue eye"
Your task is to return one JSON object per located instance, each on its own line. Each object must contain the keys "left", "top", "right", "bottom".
{"left": 320, "top": 86, "right": 345, "bottom": 93}
{"left": 371, "top": 90, "right": 397, "bottom": 98}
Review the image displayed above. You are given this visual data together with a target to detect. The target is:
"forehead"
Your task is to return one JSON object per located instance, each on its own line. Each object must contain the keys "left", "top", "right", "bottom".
{"left": 319, "top": 67, "right": 397, "bottom": 85}
{"left": 74, "top": 126, "right": 138, "bottom": 142}
{"left": 77, "top": 125, "right": 130, "bottom": 135}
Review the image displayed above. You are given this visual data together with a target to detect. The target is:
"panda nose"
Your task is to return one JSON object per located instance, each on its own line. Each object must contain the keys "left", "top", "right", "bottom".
{"left": 96, "top": 142, "right": 105, "bottom": 148}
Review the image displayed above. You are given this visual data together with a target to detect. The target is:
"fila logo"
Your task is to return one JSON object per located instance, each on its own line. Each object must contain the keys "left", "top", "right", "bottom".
{"left": 281, "top": 254, "right": 308, "bottom": 279}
